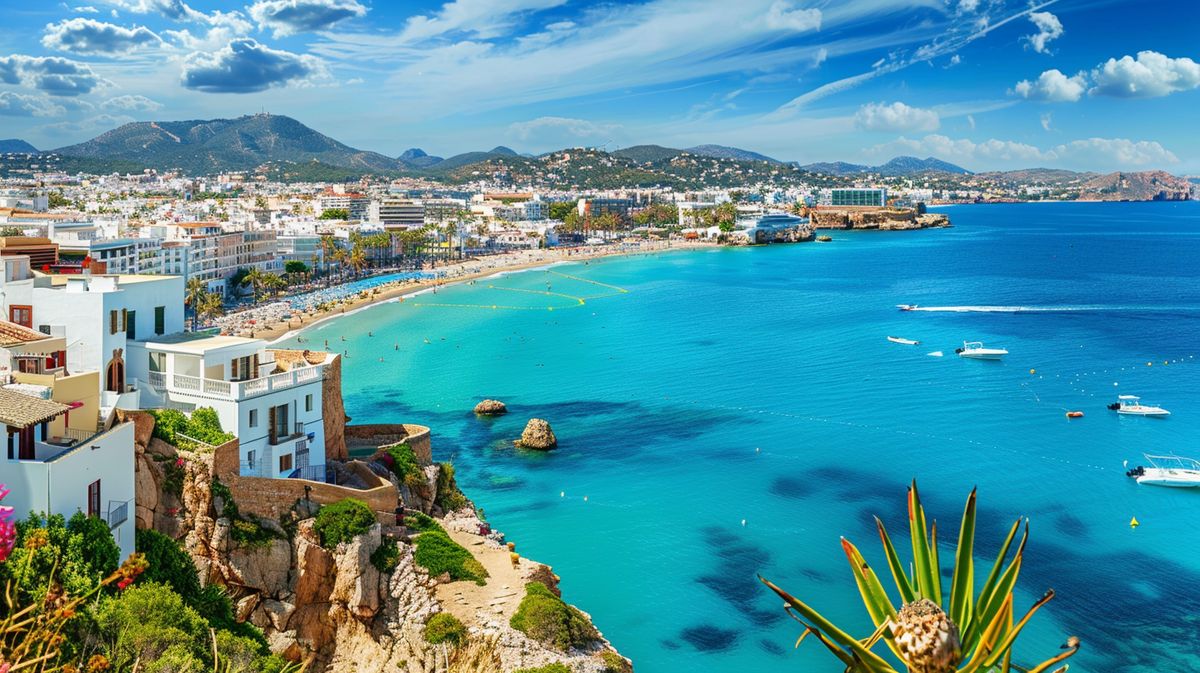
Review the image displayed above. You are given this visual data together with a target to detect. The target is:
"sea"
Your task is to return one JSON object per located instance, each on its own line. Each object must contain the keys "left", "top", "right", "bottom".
{"left": 288, "top": 201, "right": 1200, "bottom": 673}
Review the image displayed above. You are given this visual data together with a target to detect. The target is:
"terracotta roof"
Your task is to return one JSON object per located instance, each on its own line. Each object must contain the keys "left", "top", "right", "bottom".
{"left": 0, "top": 321, "right": 53, "bottom": 347}
{"left": 173, "top": 222, "right": 220, "bottom": 229}
{"left": 0, "top": 388, "right": 68, "bottom": 427}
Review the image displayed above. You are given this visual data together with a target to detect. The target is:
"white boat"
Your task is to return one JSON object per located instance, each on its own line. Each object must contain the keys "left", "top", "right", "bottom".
{"left": 897, "top": 304, "right": 918, "bottom": 311}
{"left": 887, "top": 336, "right": 920, "bottom": 345}
{"left": 1126, "top": 455, "right": 1200, "bottom": 487}
{"left": 1108, "top": 395, "right": 1170, "bottom": 417}
{"left": 955, "top": 341, "right": 1008, "bottom": 360}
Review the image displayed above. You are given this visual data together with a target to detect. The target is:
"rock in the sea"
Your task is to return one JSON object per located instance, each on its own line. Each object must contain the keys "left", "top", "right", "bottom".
{"left": 474, "top": 399, "right": 508, "bottom": 416}
{"left": 516, "top": 419, "right": 557, "bottom": 450}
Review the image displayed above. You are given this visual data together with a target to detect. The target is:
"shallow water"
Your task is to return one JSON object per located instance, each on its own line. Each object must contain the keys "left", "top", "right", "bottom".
{"left": 291, "top": 201, "right": 1200, "bottom": 673}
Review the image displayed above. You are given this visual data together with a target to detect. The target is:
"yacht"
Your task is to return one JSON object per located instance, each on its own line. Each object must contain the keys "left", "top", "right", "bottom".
{"left": 1108, "top": 395, "right": 1170, "bottom": 417}
{"left": 955, "top": 341, "right": 1008, "bottom": 360}
{"left": 1125, "top": 455, "right": 1200, "bottom": 487}
{"left": 897, "top": 304, "right": 918, "bottom": 311}
{"left": 887, "top": 336, "right": 920, "bottom": 345}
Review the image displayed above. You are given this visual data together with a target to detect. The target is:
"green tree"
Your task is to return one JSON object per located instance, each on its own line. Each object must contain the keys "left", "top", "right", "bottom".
{"left": 284, "top": 260, "right": 309, "bottom": 275}
{"left": 0, "top": 512, "right": 120, "bottom": 604}
{"left": 185, "top": 277, "right": 207, "bottom": 331}
{"left": 318, "top": 208, "right": 349, "bottom": 220}
{"left": 546, "top": 201, "right": 577, "bottom": 221}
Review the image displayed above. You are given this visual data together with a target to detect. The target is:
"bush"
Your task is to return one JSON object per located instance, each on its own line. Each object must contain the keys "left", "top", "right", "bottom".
{"left": 424, "top": 612, "right": 468, "bottom": 646}
{"left": 435, "top": 462, "right": 470, "bottom": 513}
{"left": 150, "top": 408, "right": 189, "bottom": 444}
{"left": 230, "top": 518, "right": 279, "bottom": 549}
{"left": 149, "top": 407, "right": 234, "bottom": 450}
{"left": 599, "top": 651, "right": 631, "bottom": 673}
{"left": 0, "top": 511, "right": 121, "bottom": 603}
{"left": 313, "top": 498, "right": 376, "bottom": 547}
{"left": 93, "top": 582, "right": 211, "bottom": 671}
{"left": 514, "top": 664, "right": 573, "bottom": 673}
{"left": 412, "top": 530, "right": 488, "bottom": 585}
{"left": 377, "top": 443, "right": 425, "bottom": 490}
{"left": 136, "top": 529, "right": 201, "bottom": 602}
{"left": 404, "top": 511, "right": 444, "bottom": 533}
{"left": 370, "top": 537, "right": 402, "bottom": 573}
{"left": 510, "top": 582, "right": 600, "bottom": 652}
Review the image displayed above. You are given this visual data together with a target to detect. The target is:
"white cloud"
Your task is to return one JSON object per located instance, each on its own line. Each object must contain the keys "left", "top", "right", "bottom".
{"left": 507, "top": 116, "right": 621, "bottom": 148}
{"left": 1051, "top": 137, "right": 1177, "bottom": 166}
{"left": 1024, "top": 11, "right": 1062, "bottom": 54}
{"left": 181, "top": 38, "right": 329, "bottom": 93}
{"left": 765, "top": 1, "right": 821, "bottom": 32}
{"left": 966, "top": 114, "right": 975, "bottom": 129}
{"left": 1040, "top": 112, "right": 1052, "bottom": 131}
{"left": 1089, "top": 50, "right": 1200, "bottom": 98}
{"left": 947, "top": 54, "right": 962, "bottom": 67}
{"left": 74, "top": 5, "right": 100, "bottom": 12}
{"left": 101, "top": 93, "right": 163, "bottom": 111}
{"left": 867, "top": 133, "right": 1177, "bottom": 170}
{"left": 42, "top": 18, "right": 163, "bottom": 55}
{"left": 854, "top": 101, "right": 940, "bottom": 132}
{"left": 1012, "top": 68, "right": 1086, "bottom": 102}
{"left": 0, "top": 91, "right": 67, "bottom": 117}
{"left": 395, "top": 0, "right": 567, "bottom": 44}
{"left": 957, "top": 0, "right": 979, "bottom": 13}
{"left": 249, "top": 0, "right": 367, "bottom": 38}
{"left": 0, "top": 54, "right": 107, "bottom": 96}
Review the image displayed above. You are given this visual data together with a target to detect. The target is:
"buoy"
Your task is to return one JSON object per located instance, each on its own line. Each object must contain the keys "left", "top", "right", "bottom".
{"left": 1066, "top": 411, "right": 1084, "bottom": 418}
{"left": 1147, "top": 362, "right": 1152, "bottom": 366}
{"left": 583, "top": 496, "right": 588, "bottom": 502}
{"left": 740, "top": 519, "right": 747, "bottom": 527}
{"left": 1130, "top": 517, "right": 1140, "bottom": 528}
{"left": 1030, "top": 368, "right": 1036, "bottom": 374}
{"left": 560, "top": 491, "right": 565, "bottom": 497}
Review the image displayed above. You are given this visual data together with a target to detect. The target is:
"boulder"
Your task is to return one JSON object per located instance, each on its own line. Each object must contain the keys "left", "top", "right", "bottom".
{"left": 473, "top": 399, "right": 508, "bottom": 416}
{"left": 228, "top": 538, "right": 292, "bottom": 596}
{"left": 330, "top": 524, "right": 382, "bottom": 619}
{"left": 516, "top": 418, "right": 557, "bottom": 450}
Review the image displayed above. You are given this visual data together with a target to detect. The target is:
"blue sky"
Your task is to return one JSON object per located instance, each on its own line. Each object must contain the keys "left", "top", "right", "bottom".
{"left": 1, "top": 0, "right": 1198, "bottom": 172}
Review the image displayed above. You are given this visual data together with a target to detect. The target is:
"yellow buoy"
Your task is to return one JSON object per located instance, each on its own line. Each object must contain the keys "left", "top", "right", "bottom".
{"left": 1130, "top": 517, "right": 1140, "bottom": 528}
{"left": 1030, "top": 368, "right": 1036, "bottom": 374}
{"left": 1147, "top": 362, "right": 1153, "bottom": 366}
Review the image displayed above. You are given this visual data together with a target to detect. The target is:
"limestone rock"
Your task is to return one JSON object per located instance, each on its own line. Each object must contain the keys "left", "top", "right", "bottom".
{"left": 473, "top": 399, "right": 508, "bottom": 416}
{"left": 516, "top": 418, "right": 557, "bottom": 450}
{"left": 293, "top": 521, "right": 336, "bottom": 605}
{"left": 236, "top": 593, "right": 260, "bottom": 622}
{"left": 330, "top": 525, "right": 382, "bottom": 619}
{"left": 228, "top": 538, "right": 292, "bottom": 596}
{"left": 261, "top": 599, "right": 297, "bottom": 631}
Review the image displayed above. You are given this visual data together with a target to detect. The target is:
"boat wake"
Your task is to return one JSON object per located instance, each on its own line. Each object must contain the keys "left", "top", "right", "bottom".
{"left": 903, "top": 305, "right": 1200, "bottom": 313}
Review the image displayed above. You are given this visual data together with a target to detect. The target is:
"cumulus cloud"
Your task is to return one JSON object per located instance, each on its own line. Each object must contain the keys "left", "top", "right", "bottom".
{"left": 1089, "top": 50, "right": 1200, "bottom": 98}
{"left": 42, "top": 18, "right": 163, "bottom": 55}
{"left": 854, "top": 101, "right": 940, "bottom": 132}
{"left": 0, "top": 91, "right": 67, "bottom": 117}
{"left": 0, "top": 54, "right": 105, "bottom": 96}
{"left": 249, "top": 0, "right": 367, "bottom": 37}
{"left": 181, "top": 38, "right": 328, "bottom": 93}
{"left": 868, "top": 133, "right": 1177, "bottom": 170}
{"left": 507, "top": 116, "right": 621, "bottom": 147}
{"left": 765, "top": 1, "right": 821, "bottom": 32}
{"left": 1012, "top": 68, "right": 1086, "bottom": 102}
{"left": 113, "top": 0, "right": 208, "bottom": 22}
{"left": 73, "top": 5, "right": 100, "bottom": 13}
{"left": 101, "top": 94, "right": 163, "bottom": 111}
{"left": 1024, "top": 12, "right": 1062, "bottom": 54}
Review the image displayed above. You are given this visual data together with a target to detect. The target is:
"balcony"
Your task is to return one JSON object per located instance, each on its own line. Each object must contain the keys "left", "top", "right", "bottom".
{"left": 107, "top": 499, "right": 131, "bottom": 529}
{"left": 145, "top": 364, "right": 323, "bottom": 402}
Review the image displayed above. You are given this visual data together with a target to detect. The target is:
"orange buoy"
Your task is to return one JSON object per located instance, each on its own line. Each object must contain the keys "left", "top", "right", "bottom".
{"left": 1066, "top": 411, "right": 1084, "bottom": 418}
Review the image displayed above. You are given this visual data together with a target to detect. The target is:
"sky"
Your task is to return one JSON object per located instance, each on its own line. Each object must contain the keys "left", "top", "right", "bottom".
{"left": 0, "top": 0, "right": 1198, "bottom": 172}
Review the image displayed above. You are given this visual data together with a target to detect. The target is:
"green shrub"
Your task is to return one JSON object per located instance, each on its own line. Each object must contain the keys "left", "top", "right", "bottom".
{"left": 370, "top": 537, "right": 402, "bottom": 573}
{"left": 0, "top": 511, "right": 120, "bottom": 604}
{"left": 313, "top": 498, "right": 376, "bottom": 547}
{"left": 599, "top": 651, "right": 631, "bottom": 673}
{"left": 435, "top": 462, "right": 470, "bottom": 512}
{"left": 150, "top": 408, "right": 189, "bottom": 443}
{"left": 211, "top": 477, "right": 239, "bottom": 520}
{"left": 230, "top": 518, "right": 279, "bottom": 550}
{"left": 412, "top": 529, "right": 488, "bottom": 585}
{"left": 136, "top": 529, "right": 201, "bottom": 602}
{"left": 378, "top": 442, "right": 425, "bottom": 490}
{"left": 404, "top": 511, "right": 444, "bottom": 533}
{"left": 189, "top": 407, "right": 234, "bottom": 446}
{"left": 93, "top": 582, "right": 211, "bottom": 671}
{"left": 510, "top": 582, "right": 600, "bottom": 652}
{"left": 423, "top": 612, "right": 468, "bottom": 646}
{"left": 514, "top": 664, "right": 573, "bottom": 673}
{"left": 149, "top": 407, "right": 234, "bottom": 450}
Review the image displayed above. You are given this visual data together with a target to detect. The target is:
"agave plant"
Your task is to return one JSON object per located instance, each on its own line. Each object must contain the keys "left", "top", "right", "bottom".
{"left": 760, "top": 481, "right": 1079, "bottom": 673}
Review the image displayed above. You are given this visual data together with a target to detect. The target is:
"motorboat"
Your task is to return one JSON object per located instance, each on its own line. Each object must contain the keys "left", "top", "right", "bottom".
{"left": 1125, "top": 455, "right": 1200, "bottom": 487}
{"left": 897, "top": 304, "right": 918, "bottom": 311}
{"left": 1108, "top": 395, "right": 1170, "bottom": 417}
{"left": 955, "top": 341, "right": 1008, "bottom": 360}
{"left": 887, "top": 336, "right": 920, "bottom": 345}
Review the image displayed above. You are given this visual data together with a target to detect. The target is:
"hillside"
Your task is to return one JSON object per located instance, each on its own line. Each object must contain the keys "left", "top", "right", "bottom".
{"left": 0, "top": 139, "right": 38, "bottom": 153}
{"left": 53, "top": 114, "right": 405, "bottom": 175}
{"left": 800, "top": 161, "right": 871, "bottom": 175}
{"left": 800, "top": 156, "right": 969, "bottom": 176}
{"left": 1077, "top": 170, "right": 1192, "bottom": 201}
{"left": 611, "top": 144, "right": 683, "bottom": 163}
{"left": 686, "top": 144, "right": 779, "bottom": 163}
{"left": 398, "top": 148, "right": 443, "bottom": 168}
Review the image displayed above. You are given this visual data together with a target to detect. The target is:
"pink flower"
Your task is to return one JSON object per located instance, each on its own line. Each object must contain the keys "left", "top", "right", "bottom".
{"left": 117, "top": 577, "right": 133, "bottom": 591}
{"left": 0, "top": 483, "right": 14, "bottom": 563}
{"left": 2, "top": 661, "right": 12, "bottom": 673}
{"left": 175, "top": 458, "right": 185, "bottom": 468}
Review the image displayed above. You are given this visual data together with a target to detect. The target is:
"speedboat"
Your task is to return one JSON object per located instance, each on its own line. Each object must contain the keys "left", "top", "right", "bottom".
{"left": 896, "top": 304, "right": 918, "bottom": 311}
{"left": 887, "top": 336, "right": 920, "bottom": 345}
{"left": 1108, "top": 395, "right": 1170, "bottom": 417}
{"left": 1125, "top": 455, "right": 1200, "bottom": 487}
{"left": 955, "top": 341, "right": 1008, "bottom": 360}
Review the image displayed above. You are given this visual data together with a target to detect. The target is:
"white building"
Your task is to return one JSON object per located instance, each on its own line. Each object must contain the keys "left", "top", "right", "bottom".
{"left": 128, "top": 335, "right": 333, "bottom": 481}
{"left": 372, "top": 197, "right": 425, "bottom": 229}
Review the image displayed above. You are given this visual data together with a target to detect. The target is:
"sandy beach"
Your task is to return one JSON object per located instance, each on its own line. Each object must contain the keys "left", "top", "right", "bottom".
{"left": 215, "top": 239, "right": 717, "bottom": 344}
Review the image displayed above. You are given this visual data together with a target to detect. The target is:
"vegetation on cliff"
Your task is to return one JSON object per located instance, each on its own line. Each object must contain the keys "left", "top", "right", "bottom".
{"left": 149, "top": 407, "right": 235, "bottom": 450}
{"left": 435, "top": 462, "right": 470, "bottom": 513}
{"left": 313, "top": 498, "right": 376, "bottom": 547}
{"left": 423, "top": 612, "right": 468, "bottom": 646}
{"left": 510, "top": 582, "right": 600, "bottom": 652}
{"left": 376, "top": 443, "right": 426, "bottom": 491}
{"left": 412, "top": 529, "right": 488, "bottom": 585}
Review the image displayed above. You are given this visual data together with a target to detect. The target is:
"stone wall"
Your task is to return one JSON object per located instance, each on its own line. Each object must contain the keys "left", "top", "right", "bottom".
{"left": 212, "top": 438, "right": 398, "bottom": 524}
{"left": 345, "top": 424, "right": 431, "bottom": 465}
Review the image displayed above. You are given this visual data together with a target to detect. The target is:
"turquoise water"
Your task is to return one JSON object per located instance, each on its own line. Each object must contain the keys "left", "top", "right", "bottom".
{"left": 291, "top": 201, "right": 1200, "bottom": 673}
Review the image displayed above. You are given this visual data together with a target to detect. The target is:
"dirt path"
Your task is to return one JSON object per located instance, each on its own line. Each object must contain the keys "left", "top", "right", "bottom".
{"left": 433, "top": 526, "right": 534, "bottom": 629}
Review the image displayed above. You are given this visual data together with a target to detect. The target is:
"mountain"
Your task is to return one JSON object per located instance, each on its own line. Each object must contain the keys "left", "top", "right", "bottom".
{"left": 686, "top": 144, "right": 779, "bottom": 163}
{"left": 0, "top": 139, "right": 38, "bottom": 153}
{"left": 1077, "top": 170, "right": 1192, "bottom": 201}
{"left": 611, "top": 144, "right": 683, "bottom": 163}
{"left": 876, "top": 156, "right": 970, "bottom": 175}
{"left": 53, "top": 114, "right": 405, "bottom": 175}
{"left": 489, "top": 146, "right": 518, "bottom": 156}
{"left": 799, "top": 156, "right": 969, "bottom": 176}
{"left": 422, "top": 149, "right": 531, "bottom": 173}
{"left": 398, "top": 148, "right": 444, "bottom": 168}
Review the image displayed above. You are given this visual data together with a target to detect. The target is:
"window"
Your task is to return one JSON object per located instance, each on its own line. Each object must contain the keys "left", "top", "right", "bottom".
{"left": 125, "top": 310, "right": 136, "bottom": 340}
{"left": 148, "top": 352, "right": 165, "bottom": 373}
{"left": 154, "top": 306, "right": 165, "bottom": 335}
{"left": 247, "top": 449, "right": 256, "bottom": 472}
{"left": 305, "top": 394, "right": 313, "bottom": 412}
{"left": 268, "top": 403, "right": 290, "bottom": 444}
{"left": 8, "top": 305, "right": 32, "bottom": 328}
{"left": 87, "top": 480, "right": 101, "bottom": 518}
{"left": 109, "top": 310, "right": 118, "bottom": 335}
{"left": 278, "top": 453, "right": 293, "bottom": 473}
{"left": 249, "top": 409, "right": 258, "bottom": 428}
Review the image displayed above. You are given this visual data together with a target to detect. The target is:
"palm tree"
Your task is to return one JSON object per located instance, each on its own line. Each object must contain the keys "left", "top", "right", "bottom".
{"left": 197, "top": 291, "right": 224, "bottom": 326}
{"left": 242, "top": 267, "right": 267, "bottom": 302}
{"left": 185, "top": 277, "right": 206, "bottom": 331}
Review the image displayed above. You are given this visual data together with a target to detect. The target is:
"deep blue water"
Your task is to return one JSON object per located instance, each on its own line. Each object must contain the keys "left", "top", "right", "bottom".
{"left": 291, "top": 201, "right": 1200, "bottom": 673}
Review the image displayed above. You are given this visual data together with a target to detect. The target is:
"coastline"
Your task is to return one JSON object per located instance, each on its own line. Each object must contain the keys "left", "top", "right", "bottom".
{"left": 242, "top": 239, "right": 718, "bottom": 344}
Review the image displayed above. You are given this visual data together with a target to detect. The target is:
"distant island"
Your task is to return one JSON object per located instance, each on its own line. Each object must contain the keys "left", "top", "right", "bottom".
{"left": 0, "top": 113, "right": 1194, "bottom": 203}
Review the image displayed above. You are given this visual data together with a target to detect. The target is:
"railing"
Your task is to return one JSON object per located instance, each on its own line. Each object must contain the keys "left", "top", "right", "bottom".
{"left": 147, "top": 371, "right": 166, "bottom": 389}
{"left": 173, "top": 373, "right": 201, "bottom": 392}
{"left": 287, "top": 464, "right": 332, "bottom": 484}
{"left": 203, "top": 378, "right": 231, "bottom": 396}
{"left": 159, "top": 364, "right": 324, "bottom": 401}
{"left": 271, "top": 421, "right": 308, "bottom": 446}
{"left": 107, "top": 499, "right": 130, "bottom": 529}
